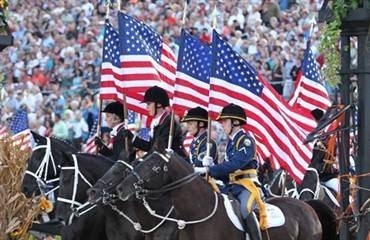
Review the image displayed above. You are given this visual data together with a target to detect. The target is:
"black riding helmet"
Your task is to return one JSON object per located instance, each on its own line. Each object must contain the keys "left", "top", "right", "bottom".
{"left": 142, "top": 86, "right": 170, "bottom": 108}
{"left": 216, "top": 103, "right": 247, "bottom": 126}
{"left": 102, "top": 101, "right": 124, "bottom": 121}
{"left": 182, "top": 107, "right": 208, "bottom": 137}
{"left": 181, "top": 107, "right": 208, "bottom": 123}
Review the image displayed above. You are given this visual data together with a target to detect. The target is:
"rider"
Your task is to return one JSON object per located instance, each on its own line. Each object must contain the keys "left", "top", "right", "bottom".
{"left": 311, "top": 108, "right": 340, "bottom": 193}
{"left": 94, "top": 101, "right": 132, "bottom": 161}
{"left": 181, "top": 106, "right": 218, "bottom": 166}
{"left": 194, "top": 103, "right": 265, "bottom": 240}
{"left": 124, "top": 86, "right": 187, "bottom": 157}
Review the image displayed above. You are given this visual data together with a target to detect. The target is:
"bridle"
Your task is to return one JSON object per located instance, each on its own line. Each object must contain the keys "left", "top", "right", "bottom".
{"left": 99, "top": 160, "right": 133, "bottom": 204}
{"left": 57, "top": 154, "right": 95, "bottom": 225}
{"left": 297, "top": 167, "right": 321, "bottom": 199}
{"left": 130, "top": 151, "right": 198, "bottom": 199}
{"left": 127, "top": 151, "right": 219, "bottom": 229}
{"left": 25, "top": 137, "right": 60, "bottom": 196}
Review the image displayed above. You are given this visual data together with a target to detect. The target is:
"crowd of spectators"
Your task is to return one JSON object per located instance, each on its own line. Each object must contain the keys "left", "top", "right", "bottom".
{"left": 0, "top": 0, "right": 334, "bottom": 153}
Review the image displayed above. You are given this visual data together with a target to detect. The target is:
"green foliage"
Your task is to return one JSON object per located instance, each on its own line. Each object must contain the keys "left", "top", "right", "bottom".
{"left": 0, "top": 0, "right": 9, "bottom": 34}
{"left": 319, "top": 0, "right": 360, "bottom": 87}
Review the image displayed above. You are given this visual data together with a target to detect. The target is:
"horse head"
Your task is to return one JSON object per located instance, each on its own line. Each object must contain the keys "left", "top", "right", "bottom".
{"left": 297, "top": 167, "right": 320, "bottom": 201}
{"left": 87, "top": 150, "right": 133, "bottom": 204}
{"left": 56, "top": 152, "right": 114, "bottom": 224}
{"left": 116, "top": 137, "right": 192, "bottom": 201}
{"left": 21, "top": 131, "right": 78, "bottom": 198}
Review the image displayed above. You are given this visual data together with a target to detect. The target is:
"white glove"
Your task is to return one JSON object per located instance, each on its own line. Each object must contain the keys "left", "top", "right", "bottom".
{"left": 194, "top": 167, "right": 208, "bottom": 175}
{"left": 202, "top": 156, "right": 214, "bottom": 167}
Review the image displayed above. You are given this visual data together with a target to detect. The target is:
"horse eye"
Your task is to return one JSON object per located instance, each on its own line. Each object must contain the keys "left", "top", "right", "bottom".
{"left": 62, "top": 178, "right": 70, "bottom": 184}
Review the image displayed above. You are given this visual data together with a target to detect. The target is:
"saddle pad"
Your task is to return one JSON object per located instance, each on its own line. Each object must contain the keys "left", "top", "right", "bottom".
{"left": 265, "top": 203, "right": 285, "bottom": 228}
{"left": 222, "top": 194, "right": 285, "bottom": 230}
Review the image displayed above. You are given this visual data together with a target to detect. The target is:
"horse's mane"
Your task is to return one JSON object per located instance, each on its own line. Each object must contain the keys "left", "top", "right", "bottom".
{"left": 49, "top": 136, "right": 78, "bottom": 152}
{"left": 77, "top": 152, "right": 116, "bottom": 164}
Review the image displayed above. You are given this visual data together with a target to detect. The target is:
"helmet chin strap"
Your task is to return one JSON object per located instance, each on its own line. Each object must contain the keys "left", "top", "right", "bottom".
{"left": 229, "top": 120, "right": 242, "bottom": 136}
{"left": 154, "top": 103, "right": 162, "bottom": 116}
{"left": 194, "top": 122, "right": 205, "bottom": 137}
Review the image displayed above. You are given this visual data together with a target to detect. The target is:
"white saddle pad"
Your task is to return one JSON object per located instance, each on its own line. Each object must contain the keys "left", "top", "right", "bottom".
{"left": 222, "top": 194, "right": 285, "bottom": 231}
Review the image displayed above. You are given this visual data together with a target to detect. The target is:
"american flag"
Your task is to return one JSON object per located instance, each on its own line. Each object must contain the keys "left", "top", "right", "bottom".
{"left": 82, "top": 119, "right": 98, "bottom": 154}
{"left": 127, "top": 110, "right": 136, "bottom": 133}
{"left": 118, "top": 12, "right": 177, "bottom": 101}
{"left": 288, "top": 40, "right": 331, "bottom": 112}
{"left": 172, "top": 29, "right": 211, "bottom": 116}
{"left": 10, "top": 108, "right": 31, "bottom": 150}
{"left": 183, "top": 131, "right": 194, "bottom": 155}
{"left": 99, "top": 19, "right": 148, "bottom": 115}
{"left": 209, "top": 31, "right": 314, "bottom": 183}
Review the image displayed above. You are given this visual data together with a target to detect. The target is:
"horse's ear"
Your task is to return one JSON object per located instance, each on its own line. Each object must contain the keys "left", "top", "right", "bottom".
{"left": 31, "top": 131, "right": 46, "bottom": 144}
{"left": 152, "top": 137, "right": 166, "bottom": 153}
{"left": 60, "top": 151, "right": 74, "bottom": 167}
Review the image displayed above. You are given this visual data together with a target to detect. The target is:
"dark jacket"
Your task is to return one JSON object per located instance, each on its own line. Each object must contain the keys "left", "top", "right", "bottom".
{"left": 98, "top": 126, "right": 134, "bottom": 162}
{"left": 133, "top": 113, "right": 186, "bottom": 157}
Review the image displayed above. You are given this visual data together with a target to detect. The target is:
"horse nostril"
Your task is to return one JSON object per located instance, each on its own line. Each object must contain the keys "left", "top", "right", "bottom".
{"left": 116, "top": 186, "right": 123, "bottom": 193}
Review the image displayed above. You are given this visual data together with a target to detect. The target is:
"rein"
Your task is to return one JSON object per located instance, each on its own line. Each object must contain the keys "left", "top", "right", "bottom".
{"left": 56, "top": 154, "right": 96, "bottom": 225}
{"left": 142, "top": 192, "right": 219, "bottom": 229}
{"left": 25, "top": 137, "right": 60, "bottom": 196}
{"left": 108, "top": 202, "right": 174, "bottom": 233}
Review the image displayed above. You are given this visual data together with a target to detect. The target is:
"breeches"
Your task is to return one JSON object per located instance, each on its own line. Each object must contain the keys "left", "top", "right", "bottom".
{"left": 237, "top": 189, "right": 257, "bottom": 219}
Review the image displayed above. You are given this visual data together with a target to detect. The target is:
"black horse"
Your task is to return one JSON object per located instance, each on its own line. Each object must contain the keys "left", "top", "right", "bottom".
{"left": 115, "top": 139, "right": 335, "bottom": 240}
{"left": 22, "top": 131, "right": 78, "bottom": 198}
{"left": 296, "top": 167, "right": 340, "bottom": 214}
{"left": 87, "top": 151, "right": 183, "bottom": 240}
{"left": 21, "top": 132, "right": 107, "bottom": 239}
{"left": 57, "top": 151, "right": 142, "bottom": 240}
{"left": 265, "top": 168, "right": 298, "bottom": 198}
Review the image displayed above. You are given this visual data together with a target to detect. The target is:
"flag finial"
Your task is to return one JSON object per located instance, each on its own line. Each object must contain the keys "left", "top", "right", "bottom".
{"left": 212, "top": 6, "right": 218, "bottom": 29}
{"left": 309, "top": 17, "right": 317, "bottom": 38}
{"left": 182, "top": 0, "right": 188, "bottom": 26}
{"left": 105, "top": 0, "right": 111, "bottom": 19}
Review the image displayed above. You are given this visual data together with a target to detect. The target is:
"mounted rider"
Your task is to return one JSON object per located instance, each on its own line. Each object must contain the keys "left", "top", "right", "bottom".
{"left": 124, "top": 86, "right": 187, "bottom": 157}
{"left": 181, "top": 106, "right": 218, "bottom": 167}
{"left": 194, "top": 103, "right": 266, "bottom": 240}
{"left": 95, "top": 101, "right": 133, "bottom": 162}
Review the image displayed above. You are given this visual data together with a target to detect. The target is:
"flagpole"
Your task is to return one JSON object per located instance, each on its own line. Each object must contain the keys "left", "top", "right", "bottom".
{"left": 96, "top": 0, "right": 111, "bottom": 154}
{"left": 123, "top": 95, "right": 129, "bottom": 151}
{"left": 204, "top": 5, "right": 219, "bottom": 180}
{"left": 96, "top": 98, "right": 103, "bottom": 154}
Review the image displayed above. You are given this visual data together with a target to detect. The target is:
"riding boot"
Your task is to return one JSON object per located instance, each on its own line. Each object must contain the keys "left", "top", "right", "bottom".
{"left": 244, "top": 212, "right": 262, "bottom": 240}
